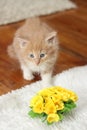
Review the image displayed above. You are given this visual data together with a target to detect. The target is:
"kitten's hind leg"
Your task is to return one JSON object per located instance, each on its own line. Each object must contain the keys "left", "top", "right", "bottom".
{"left": 21, "top": 64, "right": 34, "bottom": 80}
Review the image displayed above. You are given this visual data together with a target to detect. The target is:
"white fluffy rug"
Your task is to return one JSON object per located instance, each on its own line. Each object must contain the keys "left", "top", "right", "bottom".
{"left": 0, "top": 65, "right": 87, "bottom": 130}
{"left": 0, "top": 0, "right": 76, "bottom": 25}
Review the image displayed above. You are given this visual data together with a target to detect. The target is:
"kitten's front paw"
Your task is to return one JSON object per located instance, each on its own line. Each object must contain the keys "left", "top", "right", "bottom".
{"left": 23, "top": 72, "right": 34, "bottom": 80}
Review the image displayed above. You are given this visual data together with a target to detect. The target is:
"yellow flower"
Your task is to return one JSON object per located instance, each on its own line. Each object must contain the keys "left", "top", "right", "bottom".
{"left": 51, "top": 94, "right": 62, "bottom": 103}
{"left": 61, "top": 92, "right": 70, "bottom": 101}
{"left": 39, "top": 88, "right": 52, "bottom": 97}
{"left": 44, "top": 98, "right": 56, "bottom": 114}
{"left": 29, "top": 86, "right": 78, "bottom": 124}
{"left": 33, "top": 100, "right": 43, "bottom": 114}
{"left": 30, "top": 95, "right": 43, "bottom": 107}
{"left": 55, "top": 101, "right": 64, "bottom": 110}
{"left": 68, "top": 91, "right": 78, "bottom": 101}
{"left": 47, "top": 113, "right": 60, "bottom": 123}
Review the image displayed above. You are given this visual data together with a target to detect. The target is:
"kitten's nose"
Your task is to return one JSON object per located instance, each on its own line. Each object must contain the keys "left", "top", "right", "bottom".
{"left": 35, "top": 58, "right": 40, "bottom": 65}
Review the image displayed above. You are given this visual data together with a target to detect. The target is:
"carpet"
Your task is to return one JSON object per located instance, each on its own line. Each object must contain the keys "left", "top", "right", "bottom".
{"left": 0, "top": 65, "right": 87, "bottom": 130}
{"left": 0, "top": 0, "right": 76, "bottom": 25}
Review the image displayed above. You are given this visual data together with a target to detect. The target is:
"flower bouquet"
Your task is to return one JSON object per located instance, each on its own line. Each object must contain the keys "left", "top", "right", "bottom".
{"left": 28, "top": 86, "right": 78, "bottom": 124}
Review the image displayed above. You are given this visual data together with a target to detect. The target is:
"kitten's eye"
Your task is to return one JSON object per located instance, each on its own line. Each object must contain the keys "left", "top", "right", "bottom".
{"left": 29, "top": 54, "right": 34, "bottom": 58}
{"left": 40, "top": 53, "right": 45, "bottom": 58}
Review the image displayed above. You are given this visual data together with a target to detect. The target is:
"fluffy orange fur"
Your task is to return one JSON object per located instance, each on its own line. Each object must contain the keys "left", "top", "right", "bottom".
{"left": 7, "top": 17, "right": 59, "bottom": 85}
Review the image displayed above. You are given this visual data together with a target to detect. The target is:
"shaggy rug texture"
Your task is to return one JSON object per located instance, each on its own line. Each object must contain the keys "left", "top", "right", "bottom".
{"left": 0, "top": 0, "right": 76, "bottom": 25}
{"left": 0, "top": 65, "right": 87, "bottom": 130}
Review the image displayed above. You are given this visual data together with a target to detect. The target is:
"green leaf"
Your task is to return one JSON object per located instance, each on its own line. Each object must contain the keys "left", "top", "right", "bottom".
{"left": 64, "top": 100, "right": 76, "bottom": 110}
{"left": 47, "top": 121, "right": 53, "bottom": 125}
{"left": 28, "top": 110, "right": 40, "bottom": 118}
{"left": 41, "top": 114, "right": 47, "bottom": 122}
{"left": 65, "top": 103, "right": 76, "bottom": 109}
{"left": 39, "top": 112, "right": 46, "bottom": 118}
{"left": 58, "top": 107, "right": 71, "bottom": 114}
{"left": 58, "top": 113, "right": 64, "bottom": 121}
{"left": 58, "top": 100, "right": 76, "bottom": 115}
{"left": 65, "top": 99, "right": 73, "bottom": 104}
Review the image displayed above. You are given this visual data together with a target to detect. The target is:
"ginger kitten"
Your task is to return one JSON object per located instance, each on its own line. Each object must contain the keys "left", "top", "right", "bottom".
{"left": 7, "top": 17, "right": 59, "bottom": 85}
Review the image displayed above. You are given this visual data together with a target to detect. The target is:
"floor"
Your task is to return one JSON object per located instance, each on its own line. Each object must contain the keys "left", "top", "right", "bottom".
{"left": 0, "top": 0, "right": 87, "bottom": 95}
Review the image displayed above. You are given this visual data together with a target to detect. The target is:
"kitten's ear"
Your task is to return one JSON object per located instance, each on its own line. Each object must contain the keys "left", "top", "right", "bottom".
{"left": 17, "top": 37, "right": 29, "bottom": 48}
{"left": 46, "top": 32, "right": 57, "bottom": 44}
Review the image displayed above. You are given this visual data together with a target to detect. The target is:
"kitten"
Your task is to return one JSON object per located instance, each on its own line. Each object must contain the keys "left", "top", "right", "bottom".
{"left": 7, "top": 17, "right": 59, "bottom": 86}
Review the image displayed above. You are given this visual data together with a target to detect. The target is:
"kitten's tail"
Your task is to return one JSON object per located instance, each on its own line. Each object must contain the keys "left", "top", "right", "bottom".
{"left": 7, "top": 44, "right": 17, "bottom": 59}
